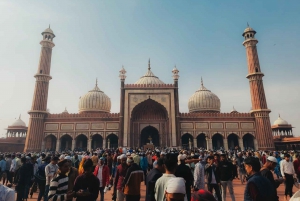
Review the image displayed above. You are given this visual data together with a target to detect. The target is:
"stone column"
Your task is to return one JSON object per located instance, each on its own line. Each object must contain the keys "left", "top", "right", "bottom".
{"left": 71, "top": 139, "right": 75, "bottom": 151}
{"left": 108, "top": 139, "right": 111, "bottom": 149}
{"left": 193, "top": 138, "right": 197, "bottom": 148}
{"left": 41, "top": 141, "right": 45, "bottom": 152}
{"left": 56, "top": 139, "right": 60, "bottom": 152}
{"left": 224, "top": 139, "right": 229, "bottom": 151}
{"left": 87, "top": 139, "right": 92, "bottom": 151}
{"left": 208, "top": 139, "right": 212, "bottom": 150}
{"left": 103, "top": 139, "right": 106, "bottom": 149}
{"left": 189, "top": 138, "right": 192, "bottom": 150}
{"left": 254, "top": 139, "right": 258, "bottom": 150}
{"left": 238, "top": 138, "right": 244, "bottom": 151}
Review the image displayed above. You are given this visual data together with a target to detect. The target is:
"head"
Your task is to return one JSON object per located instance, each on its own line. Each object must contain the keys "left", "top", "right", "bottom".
{"left": 191, "top": 189, "right": 217, "bottom": 201}
{"left": 99, "top": 157, "right": 105, "bottom": 165}
{"left": 220, "top": 154, "right": 227, "bottom": 162}
{"left": 244, "top": 157, "right": 261, "bottom": 176}
{"left": 120, "top": 154, "right": 127, "bottom": 165}
{"left": 156, "top": 158, "right": 165, "bottom": 173}
{"left": 165, "top": 177, "right": 186, "bottom": 201}
{"left": 265, "top": 156, "right": 278, "bottom": 170}
{"left": 285, "top": 154, "right": 290, "bottom": 162}
{"left": 83, "top": 159, "right": 94, "bottom": 176}
{"left": 21, "top": 157, "right": 26, "bottom": 164}
{"left": 206, "top": 156, "right": 214, "bottom": 165}
{"left": 58, "top": 159, "right": 70, "bottom": 175}
{"left": 127, "top": 157, "right": 134, "bottom": 166}
{"left": 51, "top": 156, "right": 59, "bottom": 165}
{"left": 164, "top": 154, "right": 178, "bottom": 174}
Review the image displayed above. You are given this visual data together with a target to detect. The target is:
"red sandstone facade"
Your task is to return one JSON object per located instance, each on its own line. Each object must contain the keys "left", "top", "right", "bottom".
{"left": 23, "top": 26, "right": 283, "bottom": 152}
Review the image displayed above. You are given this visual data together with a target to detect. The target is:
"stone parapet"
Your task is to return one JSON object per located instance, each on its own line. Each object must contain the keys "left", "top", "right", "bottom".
{"left": 125, "top": 83, "right": 175, "bottom": 88}
{"left": 47, "top": 112, "right": 120, "bottom": 119}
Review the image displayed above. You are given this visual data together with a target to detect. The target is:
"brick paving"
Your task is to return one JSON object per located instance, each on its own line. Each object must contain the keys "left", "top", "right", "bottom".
{"left": 19, "top": 178, "right": 299, "bottom": 201}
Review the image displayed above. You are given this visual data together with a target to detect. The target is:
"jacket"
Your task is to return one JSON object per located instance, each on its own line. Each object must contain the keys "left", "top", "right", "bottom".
{"left": 140, "top": 157, "right": 148, "bottom": 171}
{"left": 146, "top": 168, "right": 162, "bottom": 201}
{"left": 175, "top": 163, "right": 194, "bottom": 188}
{"left": 218, "top": 160, "right": 234, "bottom": 181}
{"left": 93, "top": 165, "right": 110, "bottom": 187}
{"left": 260, "top": 168, "right": 280, "bottom": 201}
{"left": 123, "top": 163, "right": 144, "bottom": 195}
{"left": 205, "top": 164, "right": 220, "bottom": 184}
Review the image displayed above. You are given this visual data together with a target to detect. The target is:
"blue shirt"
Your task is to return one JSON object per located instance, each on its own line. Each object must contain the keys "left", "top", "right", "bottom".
{"left": 0, "top": 159, "right": 6, "bottom": 172}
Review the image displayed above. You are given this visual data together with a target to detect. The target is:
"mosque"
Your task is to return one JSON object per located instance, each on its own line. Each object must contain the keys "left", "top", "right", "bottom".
{"left": 2, "top": 25, "right": 297, "bottom": 152}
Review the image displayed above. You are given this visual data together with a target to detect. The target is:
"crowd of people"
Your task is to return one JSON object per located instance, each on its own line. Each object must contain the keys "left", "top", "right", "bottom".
{"left": 0, "top": 147, "right": 299, "bottom": 201}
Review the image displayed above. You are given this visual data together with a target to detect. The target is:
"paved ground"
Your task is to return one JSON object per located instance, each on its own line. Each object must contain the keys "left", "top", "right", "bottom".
{"left": 16, "top": 178, "right": 299, "bottom": 201}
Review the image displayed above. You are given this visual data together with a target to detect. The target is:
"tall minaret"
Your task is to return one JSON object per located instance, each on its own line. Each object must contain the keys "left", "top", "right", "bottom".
{"left": 24, "top": 26, "right": 55, "bottom": 152}
{"left": 242, "top": 25, "right": 274, "bottom": 150}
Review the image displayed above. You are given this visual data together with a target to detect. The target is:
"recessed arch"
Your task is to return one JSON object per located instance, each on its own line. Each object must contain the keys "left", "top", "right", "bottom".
{"left": 131, "top": 99, "right": 168, "bottom": 120}
{"left": 75, "top": 134, "right": 88, "bottom": 151}
{"left": 212, "top": 133, "right": 223, "bottom": 150}
{"left": 181, "top": 133, "right": 193, "bottom": 149}
{"left": 106, "top": 133, "right": 118, "bottom": 149}
{"left": 196, "top": 133, "right": 206, "bottom": 149}
{"left": 227, "top": 133, "right": 239, "bottom": 150}
{"left": 141, "top": 126, "right": 159, "bottom": 147}
{"left": 92, "top": 134, "right": 103, "bottom": 149}
{"left": 243, "top": 133, "right": 255, "bottom": 150}
{"left": 60, "top": 134, "right": 72, "bottom": 151}
{"left": 44, "top": 134, "right": 56, "bottom": 151}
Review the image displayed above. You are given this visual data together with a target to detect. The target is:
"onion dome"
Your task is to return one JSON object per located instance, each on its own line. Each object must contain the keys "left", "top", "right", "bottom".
{"left": 135, "top": 59, "right": 165, "bottom": 85}
{"left": 242, "top": 24, "right": 256, "bottom": 37}
{"left": 62, "top": 107, "right": 69, "bottom": 114}
{"left": 230, "top": 106, "right": 239, "bottom": 113}
{"left": 11, "top": 115, "right": 26, "bottom": 127}
{"left": 273, "top": 115, "right": 289, "bottom": 125}
{"left": 188, "top": 78, "right": 221, "bottom": 113}
{"left": 78, "top": 80, "right": 111, "bottom": 113}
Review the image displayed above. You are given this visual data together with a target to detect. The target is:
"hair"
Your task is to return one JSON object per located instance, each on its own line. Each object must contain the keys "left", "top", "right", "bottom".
{"left": 83, "top": 159, "right": 93, "bottom": 171}
{"left": 156, "top": 158, "right": 165, "bottom": 166}
{"left": 164, "top": 154, "right": 177, "bottom": 172}
{"left": 244, "top": 157, "right": 261, "bottom": 172}
{"left": 206, "top": 156, "right": 214, "bottom": 162}
{"left": 57, "top": 159, "right": 69, "bottom": 168}
{"left": 21, "top": 157, "right": 26, "bottom": 163}
{"left": 285, "top": 154, "right": 290, "bottom": 158}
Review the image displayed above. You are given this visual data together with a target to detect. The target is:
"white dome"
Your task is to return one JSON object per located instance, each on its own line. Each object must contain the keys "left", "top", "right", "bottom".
{"left": 188, "top": 79, "right": 221, "bottom": 113}
{"left": 135, "top": 60, "right": 164, "bottom": 85}
{"left": 11, "top": 116, "right": 26, "bottom": 127}
{"left": 274, "top": 115, "right": 288, "bottom": 125}
{"left": 43, "top": 27, "right": 54, "bottom": 34}
{"left": 79, "top": 82, "right": 111, "bottom": 113}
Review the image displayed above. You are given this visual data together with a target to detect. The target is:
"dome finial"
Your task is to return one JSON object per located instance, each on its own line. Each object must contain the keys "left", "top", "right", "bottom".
{"left": 95, "top": 78, "right": 98, "bottom": 87}
{"left": 19, "top": 114, "right": 21, "bottom": 119}
{"left": 247, "top": 22, "right": 249, "bottom": 27}
{"left": 279, "top": 113, "right": 280, "bottom": 118}
{"left": 49, "top": 24, "right": 50, "bottom": 28}
{"left": 201, "top": 77, "right": 203, "bottom": 87}
{"left": 148, "top": 58, "right": 151, "bottom": 70}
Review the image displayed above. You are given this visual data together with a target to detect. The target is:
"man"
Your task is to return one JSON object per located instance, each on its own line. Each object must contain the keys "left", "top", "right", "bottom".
{"left": 155, "top": 154, "right": 177, "bottom": 201}
{"left": 93, "top": 157, "right": 110, "bottom": 201}
{"left": 44, "top": 156, "right": 59, "bottom": 201}
{"left": 0, "top": 183, "right": 15, "bottom": 201}
{"left": 293, "top": 154, "right": 300, "bottom": 183}
{"left": 123, "top": 157, "right": 144, "bottom": 201}
{"left": 4, "top": 154, "right": 12, "bottom": 185}
{"left": 146, "top": 158, "right": 165, "bottom": 201}
{"left": 260, "top": 156, "right": 283, "bottom": 201}
{"left": 65, "top": 156, "right": 79, "bottom": 191}
{"left": 194, "top": 157, "right": 205, "bottom": 191}
{"left": 140, "top": 153, "right": 148, "bottom": 185}
{"left": 147, "top": 152, "right": 153, "bottom": 171}
{"left": 0, "top": 155, "right": 6, "bottom": 184}
{"left": 175, "top": 154, "right": 194, "bottom": 201}
{"left": 113, "top": 154, "right": 128, "bottom": 201}
{"left": 243, "top": 157, "right": 275, "bottom": 201}
{"left": 91, "top": 152, "right": 98, "bottom": 170}
{"left": 236, "top": 152, "right": 246, "bottom": 184}
{"left": 165, "top": 177, "right": 186, "bottom": 201}
{"left": 15, "top": 157, "right": 28, "bottom": 201}
{"left": 280, "top": 153, "right": 296, "bottom": 200}
{"left": 205, "top": 156, "right": 221, "bottom": 201}
{"left": 218, "top": 154, "right": 235, "bottom": 201}
{"left": 37, "top": 156, "right": 50, "bottom": 201}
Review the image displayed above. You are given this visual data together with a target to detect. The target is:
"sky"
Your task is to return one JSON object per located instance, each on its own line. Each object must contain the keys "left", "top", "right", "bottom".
{"left": 0, "top": 1, "right": 299, "bottom": 137}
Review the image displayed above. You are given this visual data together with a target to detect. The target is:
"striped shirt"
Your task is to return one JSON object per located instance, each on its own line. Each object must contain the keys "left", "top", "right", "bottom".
{"left": 48, "top": 174, "right": 69, "bottom": 201}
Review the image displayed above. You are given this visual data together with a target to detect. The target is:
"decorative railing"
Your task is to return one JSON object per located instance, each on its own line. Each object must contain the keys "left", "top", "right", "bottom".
{"left": 124, "top": 83, "right": 175, "bottom": 88}
{"left": 47, "top": 113, "right": 120, "bottom": 118}
{"left": 179, "top": 112, "right": 253, "bottom": 118}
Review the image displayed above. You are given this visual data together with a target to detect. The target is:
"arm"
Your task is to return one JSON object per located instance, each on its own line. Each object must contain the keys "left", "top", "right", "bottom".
{"left": 280, "top": 161, "right": 284, "bottom": 177}
{"left": 113, "top": 168, "right": 119, "bottom": 193}
{"left": 48, "top": 180, "right": 67, "bottom": 201}
{"left": 194, "top": 164, "right": 200, "bottom": 187}
{"left": 247, "top": 182, "right": 262, "bottom": 201}
{"left": 123, "top": 166, "right": 132, "bottom": 186}
{"left": 45, "top": 165, "right": 52, "bottom": 184}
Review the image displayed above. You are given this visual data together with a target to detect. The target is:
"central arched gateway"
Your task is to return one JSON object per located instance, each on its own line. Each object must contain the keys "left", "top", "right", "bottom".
{"left": 141, "top": 126, "right": 159, "bottom": 147}
{"left": 131, "top": 99, "right": 168, "bottom": 147}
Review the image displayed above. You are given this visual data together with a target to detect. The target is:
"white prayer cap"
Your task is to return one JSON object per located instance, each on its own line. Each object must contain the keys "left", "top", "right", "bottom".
{"left": 65, "top": 156, "right": 71, "bottom": 160}
{"left": 166, "top": 177, "right": 186, "bottom": 194}
{"left": 161, "top": 152, "right": 166, "bottom": 155}
{"left": 59, "top": 155, "right": 65, "bottom": 160}
{"left": 120, "top": 154, "right": 127, "bottom": 159}
{"left": 126, "top": 152, "right": 131, "bottom": 156}
{"left": 267, "top": 156, "right": 278, "bottom": 163}
{"left": 117, "top": 156, "right": 121, "bottom": 160}
{"left": 179, "top": 154, "right": 187, "bottom": 160}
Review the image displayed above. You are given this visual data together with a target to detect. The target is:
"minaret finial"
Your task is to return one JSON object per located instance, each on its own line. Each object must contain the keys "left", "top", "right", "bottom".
{"left": 148, "top": 58, "right": 151, "bottom": 70}
{"left": 19, "top": 114, "right": 21, "bottom": 119}
{"left": 247, "top": 22, "right": 249, "bottom": 27}
{"left": 96, "top": 78, "right": 98, "bottom": 87}
{"left": 49, "top": 24, "right": 50, "bottom": 28}
{"left": 279, "top": 113, "right": 280, "bottom": 118}
{"left": 201, "top": 77, "right": 203, "bottom": 86}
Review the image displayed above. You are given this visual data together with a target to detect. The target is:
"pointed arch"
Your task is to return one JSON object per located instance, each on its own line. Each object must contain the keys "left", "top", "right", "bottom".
{"left": 131, "top": 99, "right": 168, "bottom": 120}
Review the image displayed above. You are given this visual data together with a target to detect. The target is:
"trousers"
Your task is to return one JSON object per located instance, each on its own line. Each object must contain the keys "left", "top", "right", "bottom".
{"left": 220, "top": 180, "right": 235, "bottom": 201}
{"left": 284, "top": 173, "right": 294, "bottom": 197}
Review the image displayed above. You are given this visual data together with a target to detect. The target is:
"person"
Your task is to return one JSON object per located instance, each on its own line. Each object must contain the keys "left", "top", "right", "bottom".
{"left": 123, "top": 157, "right": 144, "bottom": 201}
{"left": 4, "top": 154, "right": 12, "bottom": 185}
{"left": 175, "top": 154, "right": 194, "bottom": 201}
{"left": 146, "top": 158, "right": 165, "bottom": 201}
{"left": 48, "top": 159, "right": 75, "bottom": 201}
{"left": 218, "top": 153, "right": 235, "bottom": 201}
{"left": 15, "top": 157, "right": 27, "bottom": 201}
{"left": 73, "top": 159, "right": 100, "bottom": 201}
{"left": 91, "top": 153, "right": 98, "bottom": 170}
{"left": 0, "top": 155, "right": 6, "bottom": 184}
{"left": 73, "top": 154, "right": 80, "bottom": 169}
{"left": 65, "top": 156, "right": 79, "bottom": 192}
{"left": 293, "top": 154, "right": 300, "bottom": 183}
{"left": 147, "top": 152, "right": 153, "bottom": 171}
{"left": 140, "top": 153, "right": 148, "bottom": 185}
{"left": 93, "top": 157, "right": 110, "bottom": 201}
{"left": 260, "top": 156, "right": 283, "bottom": 201}
{"left": 36, "top": 156, "right": 50, "bottom": 201}
{"left": 113, "top": 154, "right": 128, "bottom": 201}
{"left": 194, "top": 157, "right": 205, "bottom": 191}
{"left": 191, "top": 189, "right": 217, "bottom": 201}
{"left": 205, "top": 156, "right": 221, "bottom": 201}
{"left": 243, "top": 157, "right": 275, "bottom": 201}
{"left": 236, "top": 152, "right": 246, "bottom": 184}
{"left": 274, "top": 153, "right": 282, "bottom": 179}
{"left": 0, "top": 183, "right": 15, "bottom": 201}
{"left": 44, "top": 156, "right": 59, "bottom": 201}
{"left": 280, "top": 153, "right": 296, "bottom": 200}
{"left": 155, "top": 153, "right": 177, "bottom": 201}
{"left": 165, "top": 177, "right": 186, "bottom": 201}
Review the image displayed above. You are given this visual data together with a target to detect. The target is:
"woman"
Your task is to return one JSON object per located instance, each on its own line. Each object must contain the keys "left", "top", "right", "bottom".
{"left": 78, "top": 157, "right": 87, "bottom": 175}
{"left": 48, "top": 159, "right": 74, "bottom": 201}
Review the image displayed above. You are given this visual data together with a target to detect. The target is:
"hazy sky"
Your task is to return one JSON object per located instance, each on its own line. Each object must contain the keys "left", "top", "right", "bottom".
{"left": 0, "top": 1, "right": 299, "bottom": 137}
